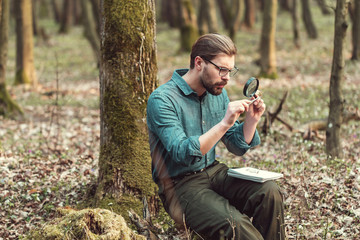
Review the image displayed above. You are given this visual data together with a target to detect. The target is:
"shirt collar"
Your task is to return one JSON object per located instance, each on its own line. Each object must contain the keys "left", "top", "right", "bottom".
{"left": 172, "top": 69, "right": 197, "bottom": 96}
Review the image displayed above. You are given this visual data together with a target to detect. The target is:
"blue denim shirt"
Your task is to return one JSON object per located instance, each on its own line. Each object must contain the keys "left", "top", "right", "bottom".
{"left": 147, "top": 69, "right": 260, "bottom": 183}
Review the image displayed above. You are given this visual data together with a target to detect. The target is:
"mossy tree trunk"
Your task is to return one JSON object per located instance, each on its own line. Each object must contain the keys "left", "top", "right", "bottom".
{"left": 96, "top": 0, "right": 159, "bottom": 221}
{"left": 198, "top": 0, "right": 218, "bottom": 35}
{"left": 301, "top": 0, "right": 318, "bottom": 39}
{"left": 0, "top": 0, "right": 23, "bottom": 117}
{"left": 177, "top": 0, "right": 199, "bottom": 52}
{"left": 80, "top": 0, "right": 100, "bottom": 67}
{"left": 326, "top": 0, "right": 348, "bottom": 158}
{"left": 14, "top": 0, "right": 37, "bottom": 86}
{"left": 259, "top": 0, "right": 278, "bottom": 79}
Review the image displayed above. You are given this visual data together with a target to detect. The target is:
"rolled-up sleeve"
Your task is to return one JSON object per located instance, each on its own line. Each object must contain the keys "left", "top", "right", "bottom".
{"left": 221, "top": 121, "right": 260, "bottom": 156}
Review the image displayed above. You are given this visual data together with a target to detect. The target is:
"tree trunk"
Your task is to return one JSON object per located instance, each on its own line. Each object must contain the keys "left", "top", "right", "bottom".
{"left": 351, "top": 0, "right": 360, "bottom": 60}
{"left": 244, "top": 0, "right": 257, "bottom": 29}
{"left": 259, "top": 0, "right": 277, "bottom": 79}
{"left": 51, "top": 0, "right": 60, "bottom": 23}
{"left": 0, "top": 0, "right": 23, "bottom": 117}
{"left": 163, "top": 0, "right": 180, "bottom": 28}
{"left": 326, "top": 0, "right": 348, "bottom": 158}
{"left": 32, "top": 0, "right": 38, "bottom": 35}
{"left": 80, "top": 0, "right": 100, "bottom": 67}
{"left": 316, "top": 0, "right": 331, "bottom": 15}
{"left": 301, "top": 0, "right": 318, "bottom": 39}
{"left": 73, "top": 0, "right": 82, "bottom": 25}
{"left": 198, "top": 0, "right": 218, "bottom": 35}
{"left": 177, "top": 0, "right": 199, "bottom": 52}
{"left": 89, "top": 0, "right": 100, "bottom": 37}
{"left": 291, "top": 0, "right": 300, "bottom": 48}
{"left": 217, "top": 0, "right": 243, "bottom": 40}
{"left": 14, "top": 0, "right": 37, "bottom": 85}
{"left": 96, "top": 0, "right": 159, "bottom": 220}
{"left": 279, "top": 0, "right": 291, "bottom": 12}
{"left": 58, "top": 0, "right": 72, "bottom": 33}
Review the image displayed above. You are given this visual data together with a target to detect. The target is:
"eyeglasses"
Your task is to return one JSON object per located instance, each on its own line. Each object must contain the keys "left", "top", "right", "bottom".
{"left": 203, "top": 58, "right": 239, "bottom": 77}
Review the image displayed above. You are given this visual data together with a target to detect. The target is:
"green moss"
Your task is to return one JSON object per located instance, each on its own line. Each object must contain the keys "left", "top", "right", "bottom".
{"left": 14, "top": 69, "right": 31, "bottom": 85}
{"left": 0, "top": 83, "right": 23, "bottom": 118}
{"left": 258, "top": 70, "right": 278, "bottom": 79}
{"left": 25, "top": 208, "right": 146, "bottom": 240}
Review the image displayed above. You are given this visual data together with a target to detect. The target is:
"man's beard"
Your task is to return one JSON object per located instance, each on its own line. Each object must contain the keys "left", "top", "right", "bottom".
{"left": 200, "top": 72, "right": 226, "bottom": 96}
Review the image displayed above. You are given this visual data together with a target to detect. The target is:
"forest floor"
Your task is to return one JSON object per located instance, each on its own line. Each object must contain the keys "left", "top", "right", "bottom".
{"left": 1, "top": 7, "right": 360, "bottom": 240}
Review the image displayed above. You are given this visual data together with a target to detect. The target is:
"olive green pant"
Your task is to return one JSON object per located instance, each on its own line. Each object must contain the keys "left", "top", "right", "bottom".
{"left": 158, "top": 163, "right": 285, "bottom": 240}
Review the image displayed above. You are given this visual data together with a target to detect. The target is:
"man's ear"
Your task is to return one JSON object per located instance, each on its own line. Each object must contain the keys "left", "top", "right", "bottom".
{"left": 194, "top": 56, "right": 203, "bottom": 70}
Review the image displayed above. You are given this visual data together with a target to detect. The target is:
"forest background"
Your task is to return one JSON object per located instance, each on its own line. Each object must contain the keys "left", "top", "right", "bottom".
{"left": 0, "top": 0, "right": 360, "bottom": 239}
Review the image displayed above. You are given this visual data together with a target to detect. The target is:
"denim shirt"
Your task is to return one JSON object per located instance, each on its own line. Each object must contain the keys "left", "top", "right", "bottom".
{"left": 147, "top": 69, "right": 260, "bottom": 183}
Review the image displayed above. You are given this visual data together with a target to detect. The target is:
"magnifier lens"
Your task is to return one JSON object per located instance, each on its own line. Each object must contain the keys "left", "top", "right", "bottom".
{"left": 243, "top": 77, "right": 259, "bottom": 98}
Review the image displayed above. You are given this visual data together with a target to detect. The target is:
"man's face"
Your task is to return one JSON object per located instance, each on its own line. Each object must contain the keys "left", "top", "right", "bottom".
{"left": 200, "top": 53, "right": 235, "bottom": 96}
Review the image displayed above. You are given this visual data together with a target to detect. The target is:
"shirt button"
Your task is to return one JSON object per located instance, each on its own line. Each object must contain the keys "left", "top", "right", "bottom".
{"left": 202, "top": 120, "right": 205, "bottom": 125}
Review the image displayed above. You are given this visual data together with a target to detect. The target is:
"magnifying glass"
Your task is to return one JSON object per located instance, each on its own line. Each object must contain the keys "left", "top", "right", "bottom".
{"left": 243, "top": 77, "right": 260, "bottom": 104}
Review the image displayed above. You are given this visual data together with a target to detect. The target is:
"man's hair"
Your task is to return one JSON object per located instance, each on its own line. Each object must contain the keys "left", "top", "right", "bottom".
{"left": 190, "top": 33, "right": 237, "bottom": 69}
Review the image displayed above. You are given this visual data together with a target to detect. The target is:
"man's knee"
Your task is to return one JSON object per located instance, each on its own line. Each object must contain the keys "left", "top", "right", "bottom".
{"left": 262, "top": 180, "right": 283, "bottom": 203}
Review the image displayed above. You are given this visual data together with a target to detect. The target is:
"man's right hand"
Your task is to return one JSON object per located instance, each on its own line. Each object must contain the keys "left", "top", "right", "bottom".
{"left": 221, "top": 100, "right": 251, "bottom": 128}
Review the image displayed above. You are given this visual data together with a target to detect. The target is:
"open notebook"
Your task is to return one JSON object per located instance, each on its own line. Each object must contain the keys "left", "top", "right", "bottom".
{"left": 228, "top": 167, "right": 283, "bottom": 183}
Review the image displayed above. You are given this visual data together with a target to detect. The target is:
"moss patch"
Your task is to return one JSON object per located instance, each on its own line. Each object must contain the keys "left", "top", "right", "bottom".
{"left": 26, "top": 208, "right": 145, "bottom": 240}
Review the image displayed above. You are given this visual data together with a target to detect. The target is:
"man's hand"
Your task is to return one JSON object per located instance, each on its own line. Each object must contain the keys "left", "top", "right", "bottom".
{"left": 221, "top": 100, "right": 251, "bottom": 128}
{"left": 246, "top": 96, "right": 266, "bottom": 123}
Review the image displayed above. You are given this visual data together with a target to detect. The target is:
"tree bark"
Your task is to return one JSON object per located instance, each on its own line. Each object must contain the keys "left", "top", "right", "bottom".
{"left": 316, "top": 0, "right": 331, "bottom": 15}
{"left": 198, "top": 0, "right": 218, "bottom": 35}
{"left": 177, "top": 0, "right": 199, "bottom": 52}
{"left": 58, "top": 0, "right": 72, "bottom": 33}
{"left": 89, "top": 0, "right": 100, "bottom": 36}
{"left": 259, "top": 0, "right": 277, "bottom": 79}
{"left": 351, "top": 0, "right": 360, "bottom": 60}
{"left": 301, "top": 0, "right": 318, "bottom": 39}
{"left": 51, "top": 0, "right": 60, "bottom": 23}
{"left": 96, "top": 0, "right": 159, "bottom": 220}
{"left": 244, "top": 0, "right": 257, "bottom": 29}
{"left": 80, "top": 0, "right": 100, "bottom": 66}
{"left": 217, "top": 0, "right": 243, "bottom": 40}
{"left": 0, "top": 0, "right": 23, "bottom": 117}
{"left": 326, "top": 0, "right": 348, "bottom": 158}
{"left": 291, "top": 0, "right": 300, "bottom": 48}
{"left": 14, "top": 0, "right": 37, "bottom": 85}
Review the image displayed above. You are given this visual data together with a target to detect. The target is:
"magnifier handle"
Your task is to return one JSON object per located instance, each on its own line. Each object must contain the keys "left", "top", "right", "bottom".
{"left": 249, "top": 96, "right": 259, "bottom": 105}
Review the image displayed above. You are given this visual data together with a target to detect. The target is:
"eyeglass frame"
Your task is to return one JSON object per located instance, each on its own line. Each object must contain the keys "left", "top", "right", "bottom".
{"left": 202, "top": 57, "right": 239, "bottom": 77}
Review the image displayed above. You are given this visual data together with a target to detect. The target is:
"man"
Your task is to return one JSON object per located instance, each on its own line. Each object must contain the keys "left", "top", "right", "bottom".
{"left": 147, "top": 33, "right": 284, "bottom": 240}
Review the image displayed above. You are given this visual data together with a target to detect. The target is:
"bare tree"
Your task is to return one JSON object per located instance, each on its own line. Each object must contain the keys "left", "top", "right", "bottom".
{"left": 301, "top": 0, "right": 318, "bottom": 39}
{"left": 291, "top": 0, "right": 300, "bottom": 48}
{"left": 350, "top": 0, "right": 360, "bottom": 60}
{"left": 326, "top": 0, "right": 349, "bottom": 158}
{"left": 58, "top": 0, "right": 72, "bottom": 33}
{"left": 217, "top": 0, "right": 244, "bottom": 40}
{"left": 95, "top": 0, "right": 159, "bottom": 218}
{"left": 177, "top": 0, "right": 199, "bottom": 52}
{"left": 0, "top": 0, "right": 23, "bottom": 117}
{"left": 244, "top": 0, "right": 257, "bottom": 29}
{"left": 14, "top": 0, "right": 37, "bottom": 85}
{"left": 198, "top": 0, "right": 218, "bottom": 35}
{"left": 80, "top": 0, "right": 100, "bottom": 66}
{"left": 259, "top": 0, "right": 277, "bottom": 79}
